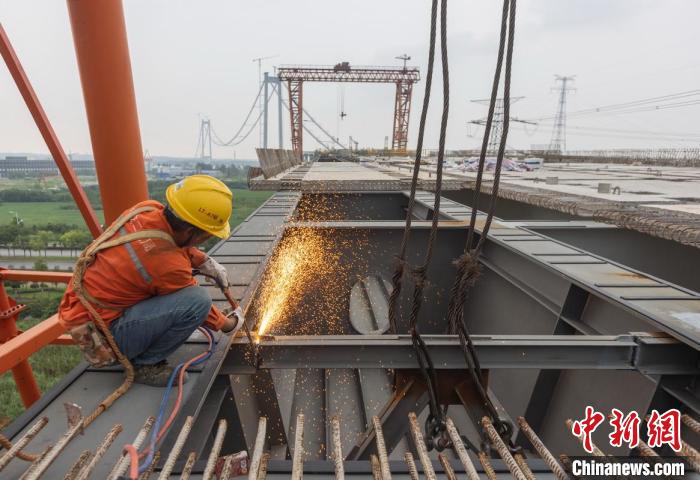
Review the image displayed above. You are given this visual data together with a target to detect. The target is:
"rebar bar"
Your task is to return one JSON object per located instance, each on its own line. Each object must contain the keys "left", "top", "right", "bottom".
{"left": 517, "top": 416, "right": 568, "bottom": 480}
{"left": 158, "top": 415, "right": 194, "bottom": 480}
{"left": 257, "top": 452, "right": 270, "bottom": 480}
{"left": 249, "top": 417, "right": 267, "bottom": 480}
{"left": 565, "top": 419, "right": 606, "bottom": 457}
{"left": 22, "top": 417, "right": 83, "bottom": 480}
{"left": 107, "top": 416, "right": 155, "bottom": 480}
{"left": 372, "top": 416, "right": 391, "bottom": 480}
{"left": 404, "top": 452, "right": 420, "bottom": 480}
{"left": 0, "top": 416, "right": 48, "bottom": 471}
{"left": 408, "top": 412, "right": 436, "bottom": 480}
{"left": 638, "top": 440, "right": 658, "bottom": 457}
{"left": 438, "top": 452, "right": 457, "bottom": 480}
{"left": 18, "top": 446, "right": 51, "bottom": 480}
{"left": 370, "top": 454, "right": 382, "bottom": 479}
{"left": 478, "top": 451, "right": 498, "bottom": 480}
{"left": 481, "top": 416, "right": 527, "bottom": 480}
{"left": 73, "top": 423, "right": 123, "bottom": 480}
{"left": 179, "top": 452, "right": 196, "bottom": 480}
{"left": 331, "top": 415, "right": 344, "bottom": 479}
{"left": 559, "top": 454, "right": 579, "bottom": 480}
{"left": 139, "top": 451, "right": 159, "bottom": 480}
{"left": 202, "top": 419, "right": 227, "bottom": 480}
{"left": 220, "top": 454, "right": 235, "bottom": 479}
{"left": 678, "top": 440, "right": 700, "bottom": 472}
{"left": 291, "top": 414, "right": 304, "bottom": 480}
{"left": 445, "top": 417, "right": 480, "bottom": 480}
{"left": 515, "top": 453, "right": 537, "bottom": 480}
{"left": 682, "top": 414, "right": 700, "bottom": 435}
{"left": 63, "top": 451, "right": 92, "bottom": 480}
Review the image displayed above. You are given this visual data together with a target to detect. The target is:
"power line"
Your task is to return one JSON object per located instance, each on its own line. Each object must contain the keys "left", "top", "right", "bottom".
{"left": 536, "top": 89, "right": 700, "bottom": 121}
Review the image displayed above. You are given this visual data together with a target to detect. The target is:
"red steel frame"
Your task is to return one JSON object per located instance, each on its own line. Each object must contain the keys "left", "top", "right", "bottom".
{"left": 278, "top": 65, "right": 420, "bottom": 157}
{"left": 0, "top": 270, "right": 73, "bottom": 407}
{"left": 0, "top": 24, "right": 102, "bottom": 238}
{"left": 0, "top": 0, "right": 149, "bottom": 409}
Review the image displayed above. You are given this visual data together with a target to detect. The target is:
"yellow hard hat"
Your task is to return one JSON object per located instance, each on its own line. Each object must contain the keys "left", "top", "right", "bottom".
{"left": 165, "top": 175, "right": 233, "bottom": 239}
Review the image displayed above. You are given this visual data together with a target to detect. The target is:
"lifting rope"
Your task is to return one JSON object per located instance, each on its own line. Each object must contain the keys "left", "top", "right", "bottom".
{"left": 445, "top": 0, "right": 518, "bottom": 443}
{"left": 386, "top": 0, "right": 450, "bottom": 448}
{"left": 386, "top": 0, "right": 519, "bottom": 452}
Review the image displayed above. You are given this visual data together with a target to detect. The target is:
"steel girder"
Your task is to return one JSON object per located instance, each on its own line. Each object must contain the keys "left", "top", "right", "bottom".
{"left": 221, "top": 334, "right": 699, "bottom": 375}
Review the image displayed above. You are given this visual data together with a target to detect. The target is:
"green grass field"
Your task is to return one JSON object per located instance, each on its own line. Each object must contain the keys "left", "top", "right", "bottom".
{"left": 0, "top": 189, "right": 272, "bottom": 229}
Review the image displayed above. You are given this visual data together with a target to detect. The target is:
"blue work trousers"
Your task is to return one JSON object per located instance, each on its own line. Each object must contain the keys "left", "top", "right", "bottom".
{"left": 109, "top": 286, "right": 211, "bottom": 366}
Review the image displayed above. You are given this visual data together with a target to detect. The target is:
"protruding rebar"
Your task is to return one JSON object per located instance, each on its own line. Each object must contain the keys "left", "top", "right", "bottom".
{"left": 372, "top": 416, "right": 391, "bottom": 480}
{"left": 514, "top": 453, "right": 537, "bottom": 480}
{"left": 179, "top": 452, "right": 196, "bottom": 480}
{"left": 19, "top": 446, "right": 52, "bottom": 480}
{"left": 220, "top": 454, "right": 235, "bottom": 480}
{"left": 158, "top": 416, "right": 194, "bottom": 480}
{"left": 257, "top": 452, "right": 270, "bottom": 480}
{"left": 404, "top": 452, "right": 419, "bottom": 480}
{"left": 565, "top": 419, "right": 606, "bottom": 457}
{"left": 445, "top": 417, "right": 480, "bottom": 480}
{"left": 481, "top": 416, "right": 527, "bottom": 480}
{"left": 408, "top": 412, "right": 436, "bottom": 480}
{"left": 0, "top": 417, "right": 48, "bottom": 471}
{"left": 438, "top": 452, "right": 457, "bottom": 480}
{"left": 330, "top": 415, "right": 344, "bottom": 479}
{"left": 291, "top": 414, "right": 304, "bottom": 480}
{"left": 63, "top": 451, "right": 92, "bottom": 480}
{"left": 370, "top": 454, "right": 382, "bottom": 479}
{"left": 478, "top": 451, "right": 498, "bottom": 480}
{"left": 22, "top": 416, "right": 83, "bottom": 480}
{"left": 682, "top": 414, "right": 700, "bottom": 435}
{"left": 678, "top": 440, "right": 700, "bottom": 472}
{"left": 202, "top": 419, "right": 227, "bottom": 480}
{"left": 73, "top": 424, "right": 123, "bottom": 480}
{"left": 139, "top": 451, "right": 160, "bottom": 480}
{"left": 638, "top": 440, "right": 658, "bottom": 457}
{"left": 559, "top": 454, "right": 578, "bottom": 479}
{"left": 517, "top": 417, "right": 568, "bottom": 480}
{"left": 107, "top": 416, "right": 155, "bottom": 480}
{"left": 249, "top": 417, "right": 267, "bottom": 480}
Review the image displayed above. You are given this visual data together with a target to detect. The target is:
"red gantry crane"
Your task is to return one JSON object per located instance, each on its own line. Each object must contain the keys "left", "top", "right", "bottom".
{"left": 277, "top": 62, "right": 420, "bottom": 157}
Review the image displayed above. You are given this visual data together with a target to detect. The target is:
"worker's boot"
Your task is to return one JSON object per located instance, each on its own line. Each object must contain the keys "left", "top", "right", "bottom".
{"left": 134, "top": 361, "right": 188, "bottom": 387}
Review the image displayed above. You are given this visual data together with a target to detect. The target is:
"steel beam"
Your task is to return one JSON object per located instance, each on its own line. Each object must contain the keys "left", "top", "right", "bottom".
{"left": 221, "top": 334, "right": 699, "bottom": 374}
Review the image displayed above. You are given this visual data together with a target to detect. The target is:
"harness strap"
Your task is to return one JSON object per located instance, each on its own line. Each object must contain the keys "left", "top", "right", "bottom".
{"left": 71, "top": 205, "right": 177, "bottom": 428}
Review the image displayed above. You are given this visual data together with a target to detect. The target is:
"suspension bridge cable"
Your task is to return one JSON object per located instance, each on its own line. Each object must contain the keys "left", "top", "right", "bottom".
{"left": 211, "top": 85, "right": 275, "bottom": 147}
{"left": 303, "top": 108, "right": 346, "bottom": 149}
{"left": 210, "top": 82, "right": 265, "bottom": 146}
{"left": 277, "top": 85, "right": 334, "bottom": 149}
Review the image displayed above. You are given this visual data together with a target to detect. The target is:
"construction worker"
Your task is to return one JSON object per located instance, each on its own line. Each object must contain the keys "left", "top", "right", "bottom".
{"left": 59, "top": 175, "right": 244, "bottom": 387}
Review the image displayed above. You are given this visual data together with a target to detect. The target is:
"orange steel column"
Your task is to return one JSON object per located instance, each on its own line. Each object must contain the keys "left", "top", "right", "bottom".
{"left": 67, "top": 0, "right": 149, "bottom": 223}
{"left": 0, "top": 282, "right": 41, "bottom": 407}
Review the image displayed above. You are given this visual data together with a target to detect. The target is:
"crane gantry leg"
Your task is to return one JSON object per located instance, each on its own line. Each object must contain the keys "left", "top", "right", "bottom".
{"left": 392, "top": 80, "right": 413, "bottom": 153}
{"left": 287, "top": 80, "right": 304, "bottom": 160}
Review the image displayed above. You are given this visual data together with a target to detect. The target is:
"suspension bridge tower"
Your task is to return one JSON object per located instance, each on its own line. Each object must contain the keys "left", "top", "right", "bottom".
{"left": 548, "top": 75, "right": 576, "bottom": 153}
{"left": 196, "top": 118, "right": 213, "bottom": 160}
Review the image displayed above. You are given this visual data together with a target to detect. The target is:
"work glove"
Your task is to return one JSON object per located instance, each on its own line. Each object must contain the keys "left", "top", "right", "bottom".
{"left": 198, "top": 256, "right": 229, "bottom": 289}
{"left": 222, "top": 306, "right": 245, "bottom": 334}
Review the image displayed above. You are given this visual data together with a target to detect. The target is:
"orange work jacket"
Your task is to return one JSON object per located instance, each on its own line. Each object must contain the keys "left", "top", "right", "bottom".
{"left": 58, "top": 200, "right": 226, "bottom": 331}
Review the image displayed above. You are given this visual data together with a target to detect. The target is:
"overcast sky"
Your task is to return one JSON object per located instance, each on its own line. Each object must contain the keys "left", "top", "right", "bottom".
{"left": 2, "top": 0, "right": 699, "bottom": 159}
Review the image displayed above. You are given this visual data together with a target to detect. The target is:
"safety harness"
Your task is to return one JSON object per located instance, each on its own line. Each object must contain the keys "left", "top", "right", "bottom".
{"left": 71, "top": 205, "right": 175, "bottom": 428}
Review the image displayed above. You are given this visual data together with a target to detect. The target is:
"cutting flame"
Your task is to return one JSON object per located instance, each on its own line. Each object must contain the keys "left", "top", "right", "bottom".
{"left": 256, "top": 228, "right": 334, "bottom": 337}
